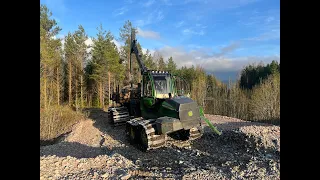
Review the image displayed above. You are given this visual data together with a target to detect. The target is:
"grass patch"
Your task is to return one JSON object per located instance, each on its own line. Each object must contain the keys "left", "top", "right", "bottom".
{"left": 40, "top": 105, "right": 86, "bottom": 141}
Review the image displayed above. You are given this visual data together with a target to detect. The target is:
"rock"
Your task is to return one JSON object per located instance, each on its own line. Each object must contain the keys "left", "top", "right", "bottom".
{"left": 101, "top": 172, "right": 109, "bottom": 178}
{"left": 135, "top": 159, "right": 142, "bottom": 166}
{"left": 54, "top": 161, "right": 60, "bottom": 166}
{"left": 151, "top": 167, "right": 158, "bottom": 170}
{"left": 120, "top": 173, "right": 131, "bottom": 180}
{"left": 93, "top": 172, "right": 98, "bottom": 178}
{"left": 40, "top": 112, "right": 279, "bottom": 180}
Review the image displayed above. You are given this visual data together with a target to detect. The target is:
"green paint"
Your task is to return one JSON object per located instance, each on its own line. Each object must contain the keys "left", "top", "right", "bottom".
{"left": 199, "top": 106, "right": 221, "bottom": 135}
{"left": 162, "top": 101, "right": 175, "bottom": 111}
{"left": 143, "top": 97, "right": 155, "bottom": 108}
{"left": 147, "top": 72, "right": 156, "bottom": 97}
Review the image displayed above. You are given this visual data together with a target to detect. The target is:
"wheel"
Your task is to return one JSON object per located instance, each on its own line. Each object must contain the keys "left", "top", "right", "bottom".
{"left": 139, "top": 127, "right": 148, "bottom": 152}
{"left": 129, "top": 126, "right": 135, "bottom": 144}
{"left": 189, "top": 127, "right": 203, "bottom": 140}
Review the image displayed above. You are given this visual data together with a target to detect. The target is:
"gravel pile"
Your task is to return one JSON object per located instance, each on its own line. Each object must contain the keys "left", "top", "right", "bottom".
{"left": 40, "top": 109, "right": 280, "bottom": 179}
{"left": 40, "top": 153, "right": 135, "bottom": 180}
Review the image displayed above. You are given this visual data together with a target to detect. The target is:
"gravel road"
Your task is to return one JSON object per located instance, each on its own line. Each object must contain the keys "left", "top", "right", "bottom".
{"left": 40, "top": 108, "right": 280, "bottom": 179}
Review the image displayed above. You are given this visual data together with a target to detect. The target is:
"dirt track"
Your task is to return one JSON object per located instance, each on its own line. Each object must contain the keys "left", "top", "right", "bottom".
{"left": 40, "top": 108, "right": 280, "bottom": 179}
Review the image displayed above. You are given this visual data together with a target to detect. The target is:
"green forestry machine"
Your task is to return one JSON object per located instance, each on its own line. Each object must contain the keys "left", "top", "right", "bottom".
{"left": 108, "top": 31, "right": 220, "bottom": 151}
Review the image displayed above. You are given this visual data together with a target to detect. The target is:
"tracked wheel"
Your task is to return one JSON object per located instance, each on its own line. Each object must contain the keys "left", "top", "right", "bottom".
{"left": 108, "top": 107, "right": 130, "bottom": 126}
{"left": 140, "top": 122, "right": 166, "bottom": 151}
{"left": 139, "top": 127, "right": 149, "bottom": 151}
{"left": 189, "top": 127, "right": 203, "bottom": 140}
{"left": 126, "top": 118, "right": 166, "bottom": 151}
{"left": 127, "top": 125, "right": 136, "bottom": 144}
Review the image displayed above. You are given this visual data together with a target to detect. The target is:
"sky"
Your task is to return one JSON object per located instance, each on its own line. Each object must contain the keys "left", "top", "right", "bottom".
{"left": 41, "top": 0, "right": 280, "bottom": 78}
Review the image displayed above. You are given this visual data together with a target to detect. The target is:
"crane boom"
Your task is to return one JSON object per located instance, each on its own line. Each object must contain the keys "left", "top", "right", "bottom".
{"left": 130, "top": 31, "right": 148, "bottom": 74}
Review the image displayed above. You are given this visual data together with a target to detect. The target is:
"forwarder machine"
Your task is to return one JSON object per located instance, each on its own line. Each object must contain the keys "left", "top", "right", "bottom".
{"left": 108, "top": 31, "right": 219, "bottom": 151}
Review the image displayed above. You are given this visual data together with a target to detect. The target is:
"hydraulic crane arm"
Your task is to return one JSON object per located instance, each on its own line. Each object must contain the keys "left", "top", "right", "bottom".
{"left": 130, "top": 31, "right": 148, "bottom": 74}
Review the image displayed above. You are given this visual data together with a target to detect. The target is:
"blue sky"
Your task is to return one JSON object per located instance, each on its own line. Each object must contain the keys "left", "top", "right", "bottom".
{"left": 41, "top": 0, "right": 280, "bottom": 73}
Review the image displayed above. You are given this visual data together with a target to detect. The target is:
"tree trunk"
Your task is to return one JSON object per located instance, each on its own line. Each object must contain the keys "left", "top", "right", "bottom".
{"left": 102, "top": 82, "right": 105, "bottom": 108}
{"left": 108, "top": 72, "right": 111, "bottom": 106}
{"left": 49, "top": 81, "right": 53, "bottom": 107}
{"left": 44, "top": 73, "right": 47, "bottom": 109}
{"left": 56, "top": 67, "right": 60, "bottom": 106}
{"left": 42, "top": 63, "right": 48, "bottom": 109}
{"left": 113, "top": 77, "right": 116, "bottom": 106}
{"left": 88, "top": 94, "right": 91, "bottom": 107}
{"left": 99, "top": 81, "right": 103, "bottom": 108}
{"left": 114, "top": 77, "right": 116, "bottom": 92}
{"left": 68, "top": 61, "right": 72, "bottom": 106}
{"left": 75, "top": 67, "right": 78, "bottom": 110}
{"left": 80, "top": 58, "right": 84, "bottom": 108}
{"left": 80, "top": 72, "right": 84, "bottom": 108}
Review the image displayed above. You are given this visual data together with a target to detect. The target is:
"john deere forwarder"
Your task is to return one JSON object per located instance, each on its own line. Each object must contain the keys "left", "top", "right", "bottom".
{"left": 108, "top": 30, "right": 220, "bottom": 151}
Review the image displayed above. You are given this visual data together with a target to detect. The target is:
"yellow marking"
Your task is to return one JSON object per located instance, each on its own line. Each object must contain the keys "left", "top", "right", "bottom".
{"left": 188, "top": 111, "right": 193, "bottom": 117}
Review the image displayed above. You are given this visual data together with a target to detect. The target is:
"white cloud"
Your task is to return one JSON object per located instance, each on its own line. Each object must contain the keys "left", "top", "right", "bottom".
{"left": 135, "top": 20, "right": 147, "bottom": 27}
{"left": 111, "top": 39, "right": 122, "bottom": 52}
{"left": 175, "top": 21, "right": 185, "bottom": 28}
{"left": 181, "top": 23, "right": 207, "bottom": 36}
{"left": 265, "top": 16, "right": 275, "bottom": 23}
{"left": 113, "top": 7, "right": 128, "bottom": 16}
{"left": 183, "top": 0, "right": 259, "bottom": 9}
{"left": 155, "top": 45, "right": 280, "bottom": 72}
{"left": 182, "top": 28, "right": 205, "bottom": 36}
{"left": 187, "top": 44, "right": 203, "bottom": 49}
{"left": 157, "top": 11, "right": 164, "bottom": 21}
{"left": 137, "top": 28, "right": 161, "bottom": 39}
{"left": 214, "top": 42, "right": 240, "bottom": 56}
{"left": 238, "top": 9, "right": 280, "bottom": 42}
{"left": 142, "top": 48, "right": 155, "bottom": 55}
{"left": 85, "top": 38, "right": 93, "bottom": 46}
{"left": 60, "top": 37, "right": 65, "bottom": 50}
{"left": 244, "top": 29, "right": 279, "bottom": 41}
{"left": 135, "top": 10, "right": 164, "bottom": 27}
{"left": 85, "top": 38, "right": 93, "bottom": 53}
{"left": 143, "top": 0, "right": 155, "bottom": 7}
{"left": 60, "top": 37, "right": 122, "bottom": 54}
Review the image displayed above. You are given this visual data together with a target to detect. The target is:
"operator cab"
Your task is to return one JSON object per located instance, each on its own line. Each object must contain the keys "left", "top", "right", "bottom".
{"left": 143, "top": 70, "right": 173, "bottom": 99}
{"left": 142, "top": 70, "right": 190, "bottom": 99}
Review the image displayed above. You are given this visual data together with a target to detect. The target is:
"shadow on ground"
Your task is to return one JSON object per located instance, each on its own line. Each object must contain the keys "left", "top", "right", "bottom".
{"left": 40, "top": 141, "right": 107, "bottom": 158}
{"left": 40, "top": 108, "right": 280, "bottom": 179}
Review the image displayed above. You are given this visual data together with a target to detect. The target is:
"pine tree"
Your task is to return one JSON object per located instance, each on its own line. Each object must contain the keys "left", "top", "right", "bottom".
{"left": 64, "top": 32, "right": 77, "bottom": 106}
{"left": 90, "top": 24, "right": 109, "bottom": 107}
{"left": 73, "top": 25, "right": 88, "bottom": 108}
{"left": 104, "top": 31, "right": 122, "bottom": 106}
{"left": 157, "top": 56, "right": 167, "bottom": 71}
{"left": 40, "top": 4, "right": 62, "bottom": 108}
{"left": 166, "top": 56, "right": 177, "bottom": 73}
{"left": 119, "top": 20, "right": 138, "bottom": 86}
{"left": 144, "top": 49, "right": 156, "bottom": 69}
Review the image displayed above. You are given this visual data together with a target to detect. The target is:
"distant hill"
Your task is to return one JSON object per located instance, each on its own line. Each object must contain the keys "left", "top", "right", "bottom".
{"left": 207, "top": 71, "right": 240, "bottom": 82}
{"left": 205, "top": 71, "right": 240, "bottom": 88}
